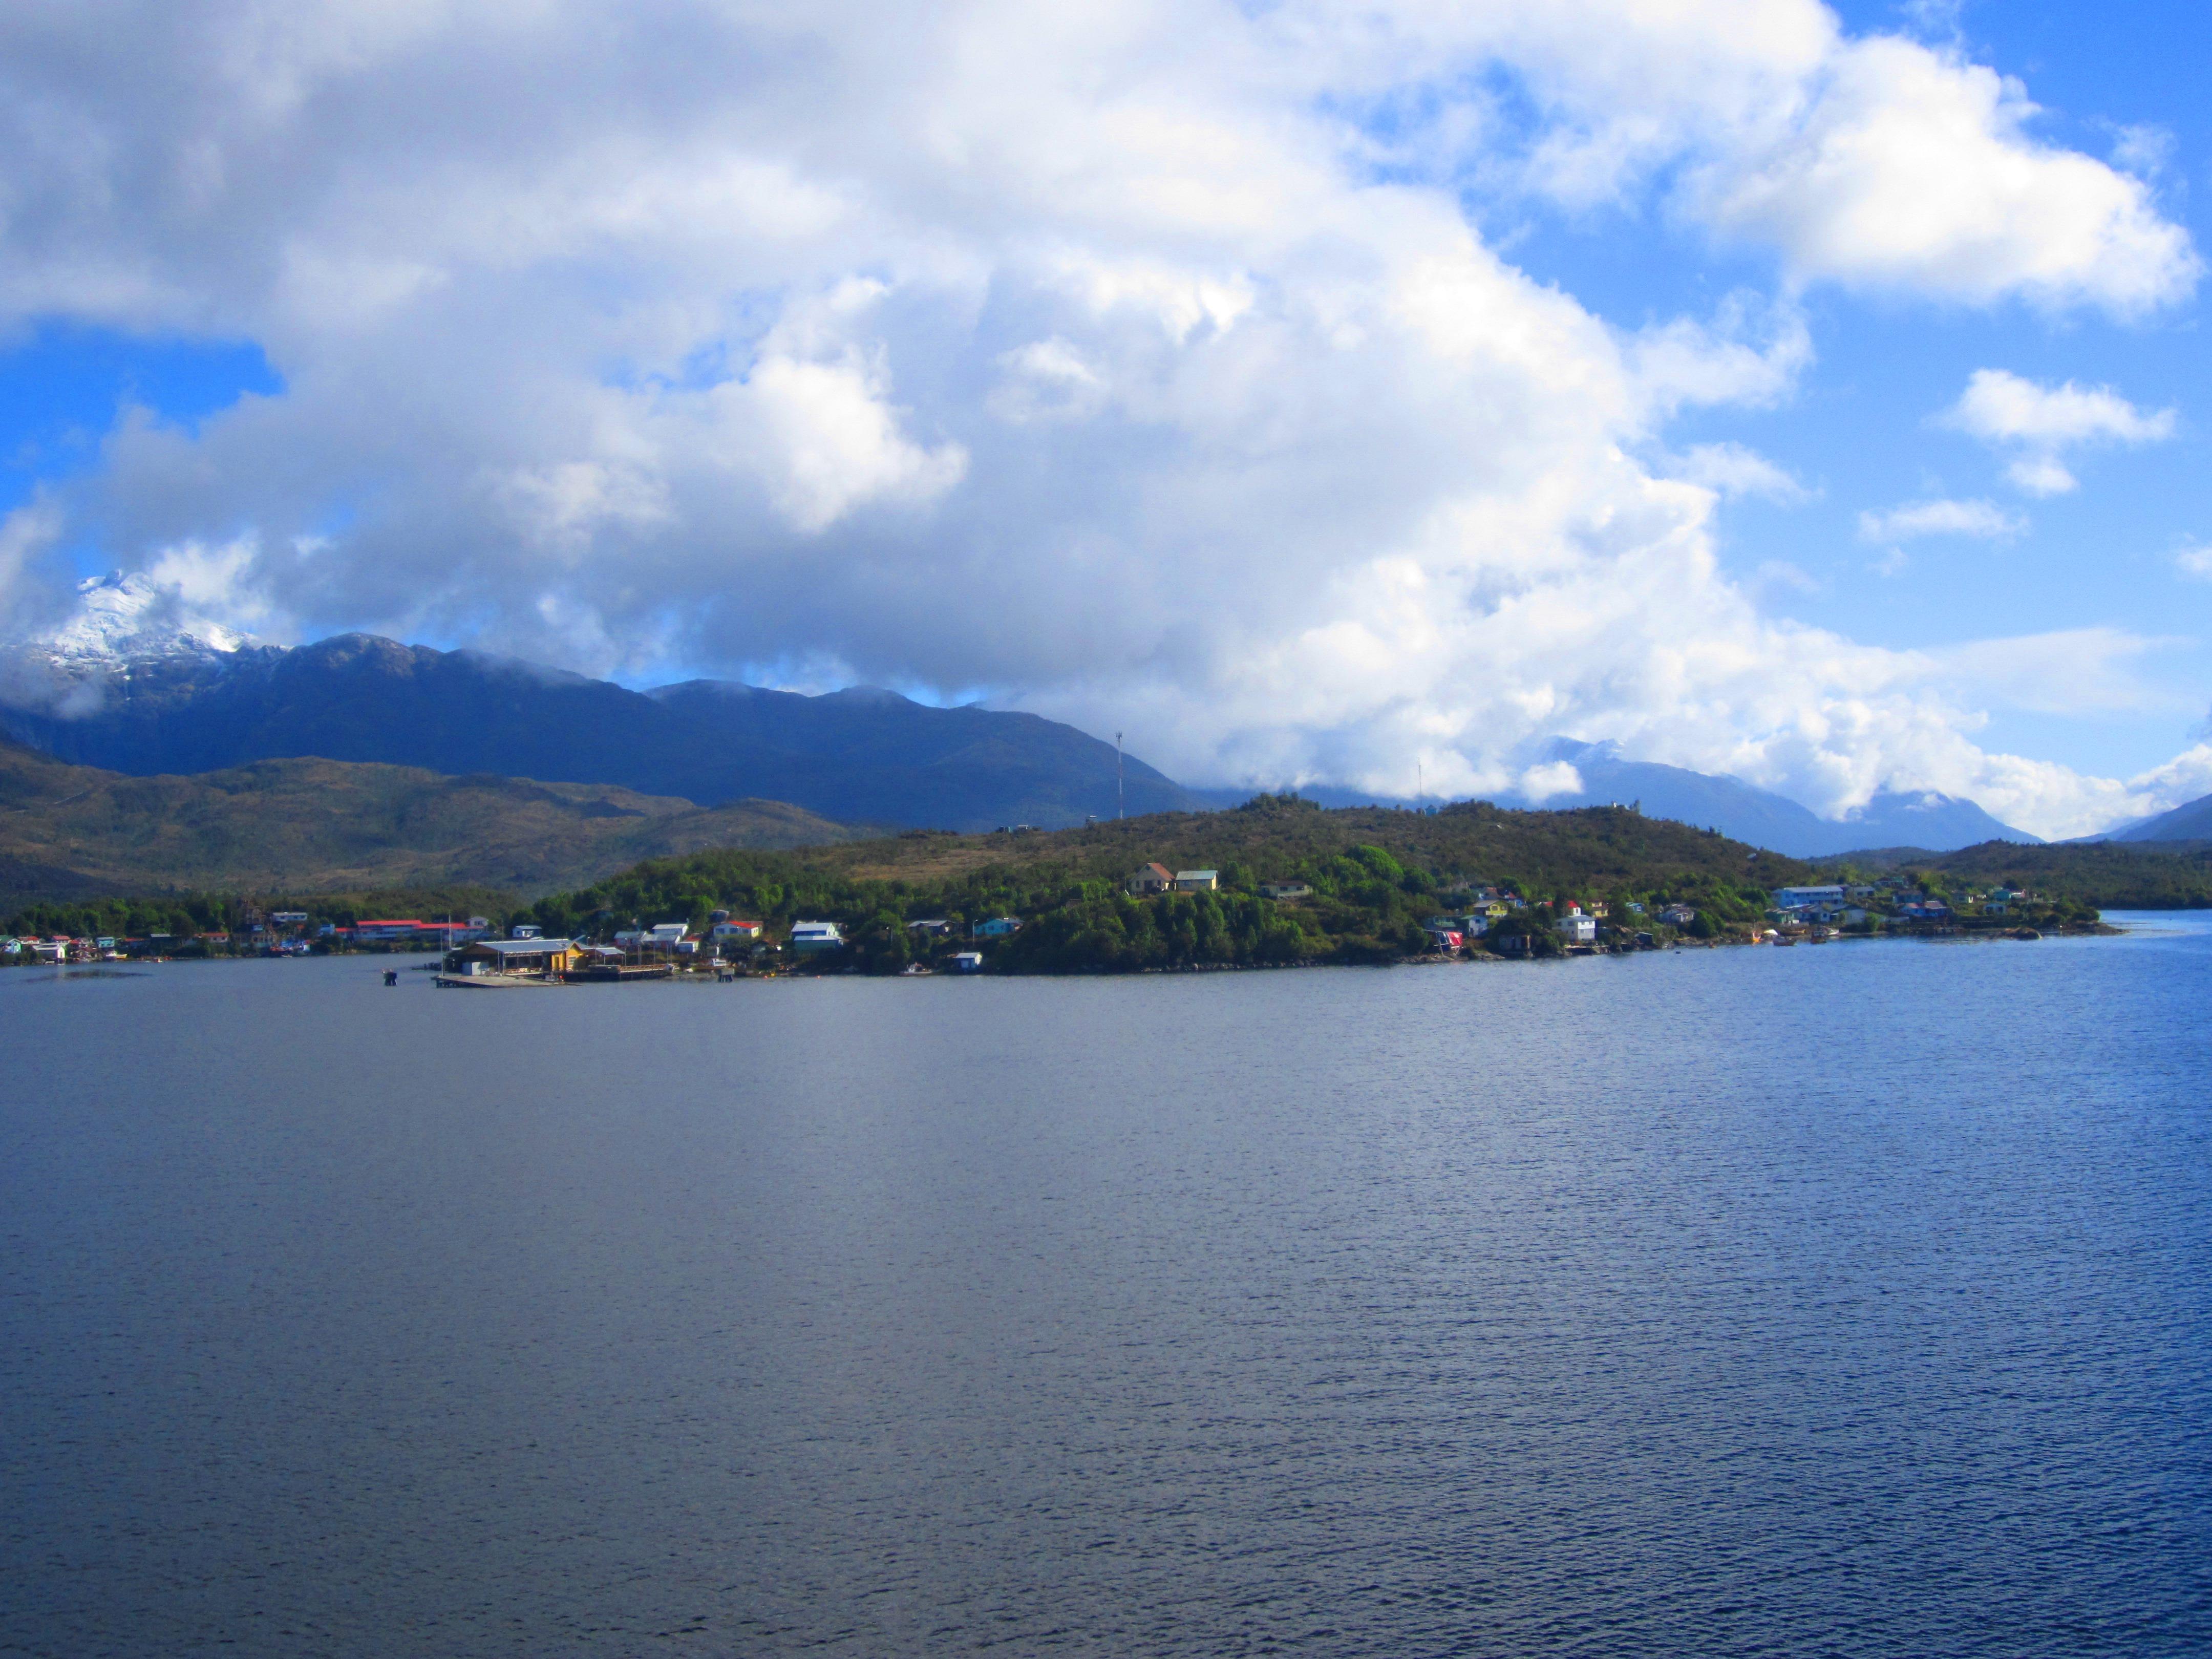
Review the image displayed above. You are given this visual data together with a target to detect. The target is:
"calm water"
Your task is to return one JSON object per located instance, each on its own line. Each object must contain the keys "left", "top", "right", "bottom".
{"left": 4, "top": 918, "right": 2210, "bottom": 1657}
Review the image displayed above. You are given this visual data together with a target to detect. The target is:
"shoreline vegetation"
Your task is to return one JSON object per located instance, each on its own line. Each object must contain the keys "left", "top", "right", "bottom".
{"left": 4, "top": 794, "right": 2153, "bottom": 974}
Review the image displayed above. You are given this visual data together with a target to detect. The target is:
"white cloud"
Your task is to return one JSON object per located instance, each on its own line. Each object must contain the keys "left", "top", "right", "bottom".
{"left": 1857, "top": 498, "right": 2025, "bottom": 542}
{"left": 0, "top": 0, "right": 2197, "bottom": 840}
{"left": 1699, "top": 37, "right": 2198, "bottom": 312}
{"left": 1933, "top": 627, "right": 2182, "bottom": 717}
{"left": 1942, "top": 368, "right": 2175, "bottom": 495}
{"left": 2177, "top": 545, "right": 2212, "bottom": 581}
{"left": 1519, "top": 761, "right": 1585, "bottom": 802}
{"left": 1670, "top": 442, "right": 1811, "bottom": 502}
{"left": 1309, "top": 6, "right": 2198, "bottom": 313}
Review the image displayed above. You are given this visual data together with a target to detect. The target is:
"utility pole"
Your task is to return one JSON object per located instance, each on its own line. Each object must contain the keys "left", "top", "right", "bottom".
{"left": 1116, "top": 732, "right": 1124, "bottom": 820}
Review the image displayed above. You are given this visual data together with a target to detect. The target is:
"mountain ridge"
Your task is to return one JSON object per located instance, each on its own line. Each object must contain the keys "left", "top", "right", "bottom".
{"left": 2, "top": 608, "right": 2042, "bottom": 853}
{"left": 0, "top": 631, "right": 1195, "bottom": 832}
{"left": 2103, "top": 789, "right": 2212, "bottom": 844}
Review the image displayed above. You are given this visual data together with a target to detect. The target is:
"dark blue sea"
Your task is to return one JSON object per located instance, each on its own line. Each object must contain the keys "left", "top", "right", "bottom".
{"left": 5, "top": 916, "right": 2210, "bottom": 1657}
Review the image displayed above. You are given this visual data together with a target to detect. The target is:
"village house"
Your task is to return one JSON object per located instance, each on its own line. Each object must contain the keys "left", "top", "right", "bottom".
{"left": 951, "top": 951, "right": 984, "bottom": 972}
{"left": 1558, "top": 913, "right": 1598, "bottom": 945}
{"left": 787, "top": 921, "right": 845, "bottom": 954}
{"left": 1658, "top": 904, "right": 1696, "bottom": 926}
{"left": 973, "top": 917, "right": 1021, "bottom": 938}
{"left": 1259, "top": 881, "right": 1311, "bottom": 900}
{"left": 905, "top": 919, "right": 954, "bottom": 936}
{"left": 1127, "top": 862, "right": 1176, "bottom": 896}
{"left": 1174, "top": 869, "right": 1219, "bottom": 892}
{"left": 711, "top": 919, "right": 764, "bottom": 945}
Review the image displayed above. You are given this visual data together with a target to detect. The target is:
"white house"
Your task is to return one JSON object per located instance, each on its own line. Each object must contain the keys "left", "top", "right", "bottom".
{"left": 644, "top": 922, "right": 690, "bottom": 947}
{"left": 710, "top": 919, "right": 763, "bottom": 943}
{"left": 1558, "top": 914, "right": 1598, "bottom": 945}
{"left": 788, "top": 921, "right": 844, "bottom": 954}
{"left": 1127, "top": 862, "right": 1175, "bottom": 895}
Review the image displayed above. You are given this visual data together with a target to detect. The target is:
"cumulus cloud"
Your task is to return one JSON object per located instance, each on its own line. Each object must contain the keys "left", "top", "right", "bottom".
{"left": 1857, "top": 498, "right": 2025, "bottom": 542}
{"left": 2178, "top": 545, "right": 2212, "bottom": 581}
{"left": 1698, "top": 37, "right": 2198, "bottom": 311}
{"left": 0, "top": 0, "right": 2198, "bottom": 840}
{"left": 1942, "top": 368, "right": 2175, "bottom": 495}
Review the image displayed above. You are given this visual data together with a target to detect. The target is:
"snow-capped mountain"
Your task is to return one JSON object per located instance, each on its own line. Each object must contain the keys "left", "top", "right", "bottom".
{"left": 25, "top": 572, "right": 260, "bottom": 670}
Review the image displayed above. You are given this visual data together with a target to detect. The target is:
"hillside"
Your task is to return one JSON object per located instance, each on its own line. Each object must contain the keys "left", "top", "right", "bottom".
{"left": 514, "top": 794, "right": 1815, "bottom": 970}
{"left": 0, "top": 737, "right": 856, "bottom": 907}
{"left": 2109, "top": 789, "right": 2212, "bottom": 843}
{"left": 1, "top": 631, "right": 1194, "bottom": 830}
{"left": 1813, "top": 839, "right": 2212, "bottom": 909}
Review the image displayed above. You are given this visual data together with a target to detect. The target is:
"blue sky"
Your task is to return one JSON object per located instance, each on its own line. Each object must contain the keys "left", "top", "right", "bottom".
{"left": 1491, "top": 0, "right": 2212, "bottom": 779}
{"left": 2, "top": 0, "right": 2209, "bottom": 835}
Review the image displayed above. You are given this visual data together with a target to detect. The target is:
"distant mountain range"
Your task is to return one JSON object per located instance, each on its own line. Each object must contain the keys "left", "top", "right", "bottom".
{"left": 1201, "top": 741, "right": 2037, "bottom": 856}
{"left": 0, "top": 574, "right": 2055, "bottom": 858}
{"left": 1509, "top": 742, "right": 2037, "bottom": 857}
{"left": 2100, "top": 790, "right": 2212, "bottom": 844}
{"left": 1, "top": 620, "right": 1194, "bottom": 833}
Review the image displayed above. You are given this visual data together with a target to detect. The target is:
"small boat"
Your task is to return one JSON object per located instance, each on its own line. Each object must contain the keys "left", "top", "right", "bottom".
{"left": 435, "top": 970, "right": 560, "bottom": 988}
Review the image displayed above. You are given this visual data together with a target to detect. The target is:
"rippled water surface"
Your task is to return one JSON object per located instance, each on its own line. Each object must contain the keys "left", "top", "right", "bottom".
{"left": 5, "top": 918, "right": 2211, "bottom": 1656}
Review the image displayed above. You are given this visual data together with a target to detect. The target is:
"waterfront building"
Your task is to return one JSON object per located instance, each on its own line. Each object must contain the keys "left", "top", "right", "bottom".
{"left": 441, "top": 937, "right": 582, "bottom": 979}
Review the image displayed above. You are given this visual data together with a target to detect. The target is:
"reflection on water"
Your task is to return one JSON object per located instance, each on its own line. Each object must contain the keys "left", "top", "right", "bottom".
{"left": 4, "top": 918, "right": 2210, "bottom": 1656}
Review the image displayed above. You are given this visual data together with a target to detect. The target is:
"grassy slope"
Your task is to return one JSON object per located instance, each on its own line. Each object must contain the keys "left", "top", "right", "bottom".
{"left": 0, "top": 737, "right": 859, "bottom": 906}
{"left": 1815, "top": 839, "right": 2212, "bottom": 908}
